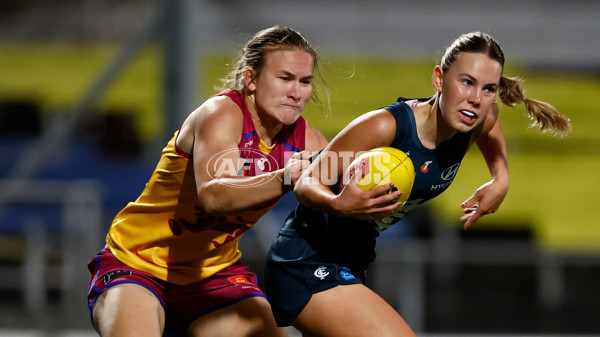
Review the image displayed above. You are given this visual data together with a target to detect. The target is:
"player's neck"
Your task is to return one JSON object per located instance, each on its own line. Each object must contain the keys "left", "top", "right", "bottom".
{"left": 245, "top": 96, "right": 282, "bottom": 146}
{"left": 414, "top": 97, "right": 456, "bottom": 148}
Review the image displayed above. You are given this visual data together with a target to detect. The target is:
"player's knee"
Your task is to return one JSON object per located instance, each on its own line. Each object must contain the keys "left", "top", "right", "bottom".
{"left": 92, "top": 284, "right": 165, "bottom": 337}
{"left": 238, "top": 297, "right": 283, "bottom": 335}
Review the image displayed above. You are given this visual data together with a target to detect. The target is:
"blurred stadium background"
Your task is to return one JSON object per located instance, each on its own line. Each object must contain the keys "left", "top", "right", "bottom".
{"left": 1, "top": 0, "right": 599, "bottom": 336}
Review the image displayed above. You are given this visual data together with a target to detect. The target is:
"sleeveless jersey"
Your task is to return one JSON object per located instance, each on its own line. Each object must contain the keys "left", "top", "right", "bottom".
{"left": 107, "top": 90, "right": 306, "bottom": 285}
{"left": 372, "top": 97, "right": 472, "bottom": 231}
{"left": 293, "top": 97, "right": 472, "bottom": 270}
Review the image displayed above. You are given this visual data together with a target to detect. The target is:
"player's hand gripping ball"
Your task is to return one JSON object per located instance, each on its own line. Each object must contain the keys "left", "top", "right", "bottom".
{"left": 341, "top": 147, "right": 415, "bottom": 210}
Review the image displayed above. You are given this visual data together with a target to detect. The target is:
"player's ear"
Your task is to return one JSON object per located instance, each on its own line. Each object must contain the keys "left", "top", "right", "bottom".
{"left": 432, "top": 65, "right": 444, "bottom": 92}
{"left": 243, "top": 67, "right": 257, "bottom": 92}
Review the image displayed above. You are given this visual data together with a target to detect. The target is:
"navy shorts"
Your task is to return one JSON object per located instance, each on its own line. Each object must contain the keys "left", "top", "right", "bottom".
{"left": 264, "top": 216, "right": 364, "bottom": 327}
{"left": 87, "top": 247, "right": 264, "bottom": 335}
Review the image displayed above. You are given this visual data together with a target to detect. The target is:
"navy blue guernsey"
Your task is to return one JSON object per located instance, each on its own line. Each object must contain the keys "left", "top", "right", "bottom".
{"left": 289, "top": 97, "right": 473, "bottom": 271}
{"left": 373, "top": 97, "right": 473, "bottom": 231}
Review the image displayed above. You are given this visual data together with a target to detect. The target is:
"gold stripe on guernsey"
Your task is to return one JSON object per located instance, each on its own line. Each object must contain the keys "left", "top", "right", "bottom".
{"left": 258, "top": 138, "right": 276, "bottom": 155}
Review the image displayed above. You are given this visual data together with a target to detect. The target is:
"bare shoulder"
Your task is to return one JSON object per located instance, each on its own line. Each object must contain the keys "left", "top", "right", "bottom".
{"left": 304, "top": 121, "right": 328, "bottom": 152}
{"left": 328, "top": 108, "right": 397, "bottom": 152}
{"left": 176, "top": 95, "right": 244, "bottom": 154}
{"left": 472, "top": 101, "right": 499, "bottom": 142}
{"left": 347, "top": 108, "right": 397, "bottom": 140}
{"left": 192, "top": 95, "right": 242, "bottom": 121}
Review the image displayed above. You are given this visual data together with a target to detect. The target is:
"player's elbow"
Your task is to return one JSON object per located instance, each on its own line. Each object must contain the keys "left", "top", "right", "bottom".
{"left": 197, "top": 184, "right": 229, "bottom": 215}
{"left": 197, "top": 194, "right": 220, "bottom": 215}
{"left": 293, "top": 176, "right": 310, "bottom": 200}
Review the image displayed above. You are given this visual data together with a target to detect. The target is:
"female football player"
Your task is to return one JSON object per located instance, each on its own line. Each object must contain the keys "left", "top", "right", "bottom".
{"left": 87, "top": 25, "right": 328, "bottom": 337}
{"left": 264, "top": 31, "right": 571, "bottom": 337}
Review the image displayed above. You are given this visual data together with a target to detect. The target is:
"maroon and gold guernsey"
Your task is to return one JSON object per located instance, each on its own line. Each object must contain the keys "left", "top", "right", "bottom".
{"left": 107, "top": 90, "right": 306, "bottom": 285}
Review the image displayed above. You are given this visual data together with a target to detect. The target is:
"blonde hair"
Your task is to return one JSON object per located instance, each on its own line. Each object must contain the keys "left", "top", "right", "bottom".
{"left": 498, "top": 76, "right": 571, "bottom": 137}
{"left": 442, "top": 32, "right": 571, "bottom": 137}
{"left": 216, "top": 25, "right": 330, "bottom": 114}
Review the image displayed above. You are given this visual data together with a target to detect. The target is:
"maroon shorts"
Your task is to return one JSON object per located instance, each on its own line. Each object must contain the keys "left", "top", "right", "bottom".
{"left": 87, "top": 247, "right": 264, "bottom": 333}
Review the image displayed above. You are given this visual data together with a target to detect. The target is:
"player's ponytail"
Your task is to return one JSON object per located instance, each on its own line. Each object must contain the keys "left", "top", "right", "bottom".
{"left": 499, "top": 75, "right": 571, "bottom": 137}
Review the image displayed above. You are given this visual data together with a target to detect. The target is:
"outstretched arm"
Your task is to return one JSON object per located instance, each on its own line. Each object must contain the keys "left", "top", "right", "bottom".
{"left": 461, "top": 114, "right": 509, "bottom": 229}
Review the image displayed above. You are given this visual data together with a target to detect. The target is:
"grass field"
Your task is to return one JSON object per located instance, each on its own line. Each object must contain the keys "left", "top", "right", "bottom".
{"left": 1, "top": 44, "right": 599, "bottom": 252}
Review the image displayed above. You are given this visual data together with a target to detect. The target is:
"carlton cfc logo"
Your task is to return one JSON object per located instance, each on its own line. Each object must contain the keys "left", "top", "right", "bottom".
{"left": 314, "top": 266, "right": 329, "bottom": 280}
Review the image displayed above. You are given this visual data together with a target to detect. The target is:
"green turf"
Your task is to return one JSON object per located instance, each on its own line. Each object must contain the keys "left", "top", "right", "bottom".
{"left": 1, "top": 44, "right": 598, "bottom": 252}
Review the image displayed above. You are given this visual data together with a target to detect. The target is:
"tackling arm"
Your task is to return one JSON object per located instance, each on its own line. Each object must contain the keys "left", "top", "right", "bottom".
{"left": 190, "top": 98, "right": 288, "bottom": 215}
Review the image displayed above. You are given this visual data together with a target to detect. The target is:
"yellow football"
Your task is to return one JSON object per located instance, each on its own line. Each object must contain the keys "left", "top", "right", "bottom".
{"left": 341, "top": 147, "right": 415, "bottom": 205}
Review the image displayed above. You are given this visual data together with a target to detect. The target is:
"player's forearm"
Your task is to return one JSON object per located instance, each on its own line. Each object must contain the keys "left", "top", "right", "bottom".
{"left": 294, "top": 175, "right": 340, "bottom": 215}
{"left": 477, "top": 122, "right": 509, "bottom": 186}
{"left": 481, "top": 141, "right": 508, "bottom": 180}
{"left": 199, "top": 169, "right": 286, "bottom": 215}
{"left": 488, "top": 156, "right": 509, "bottom": 186}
